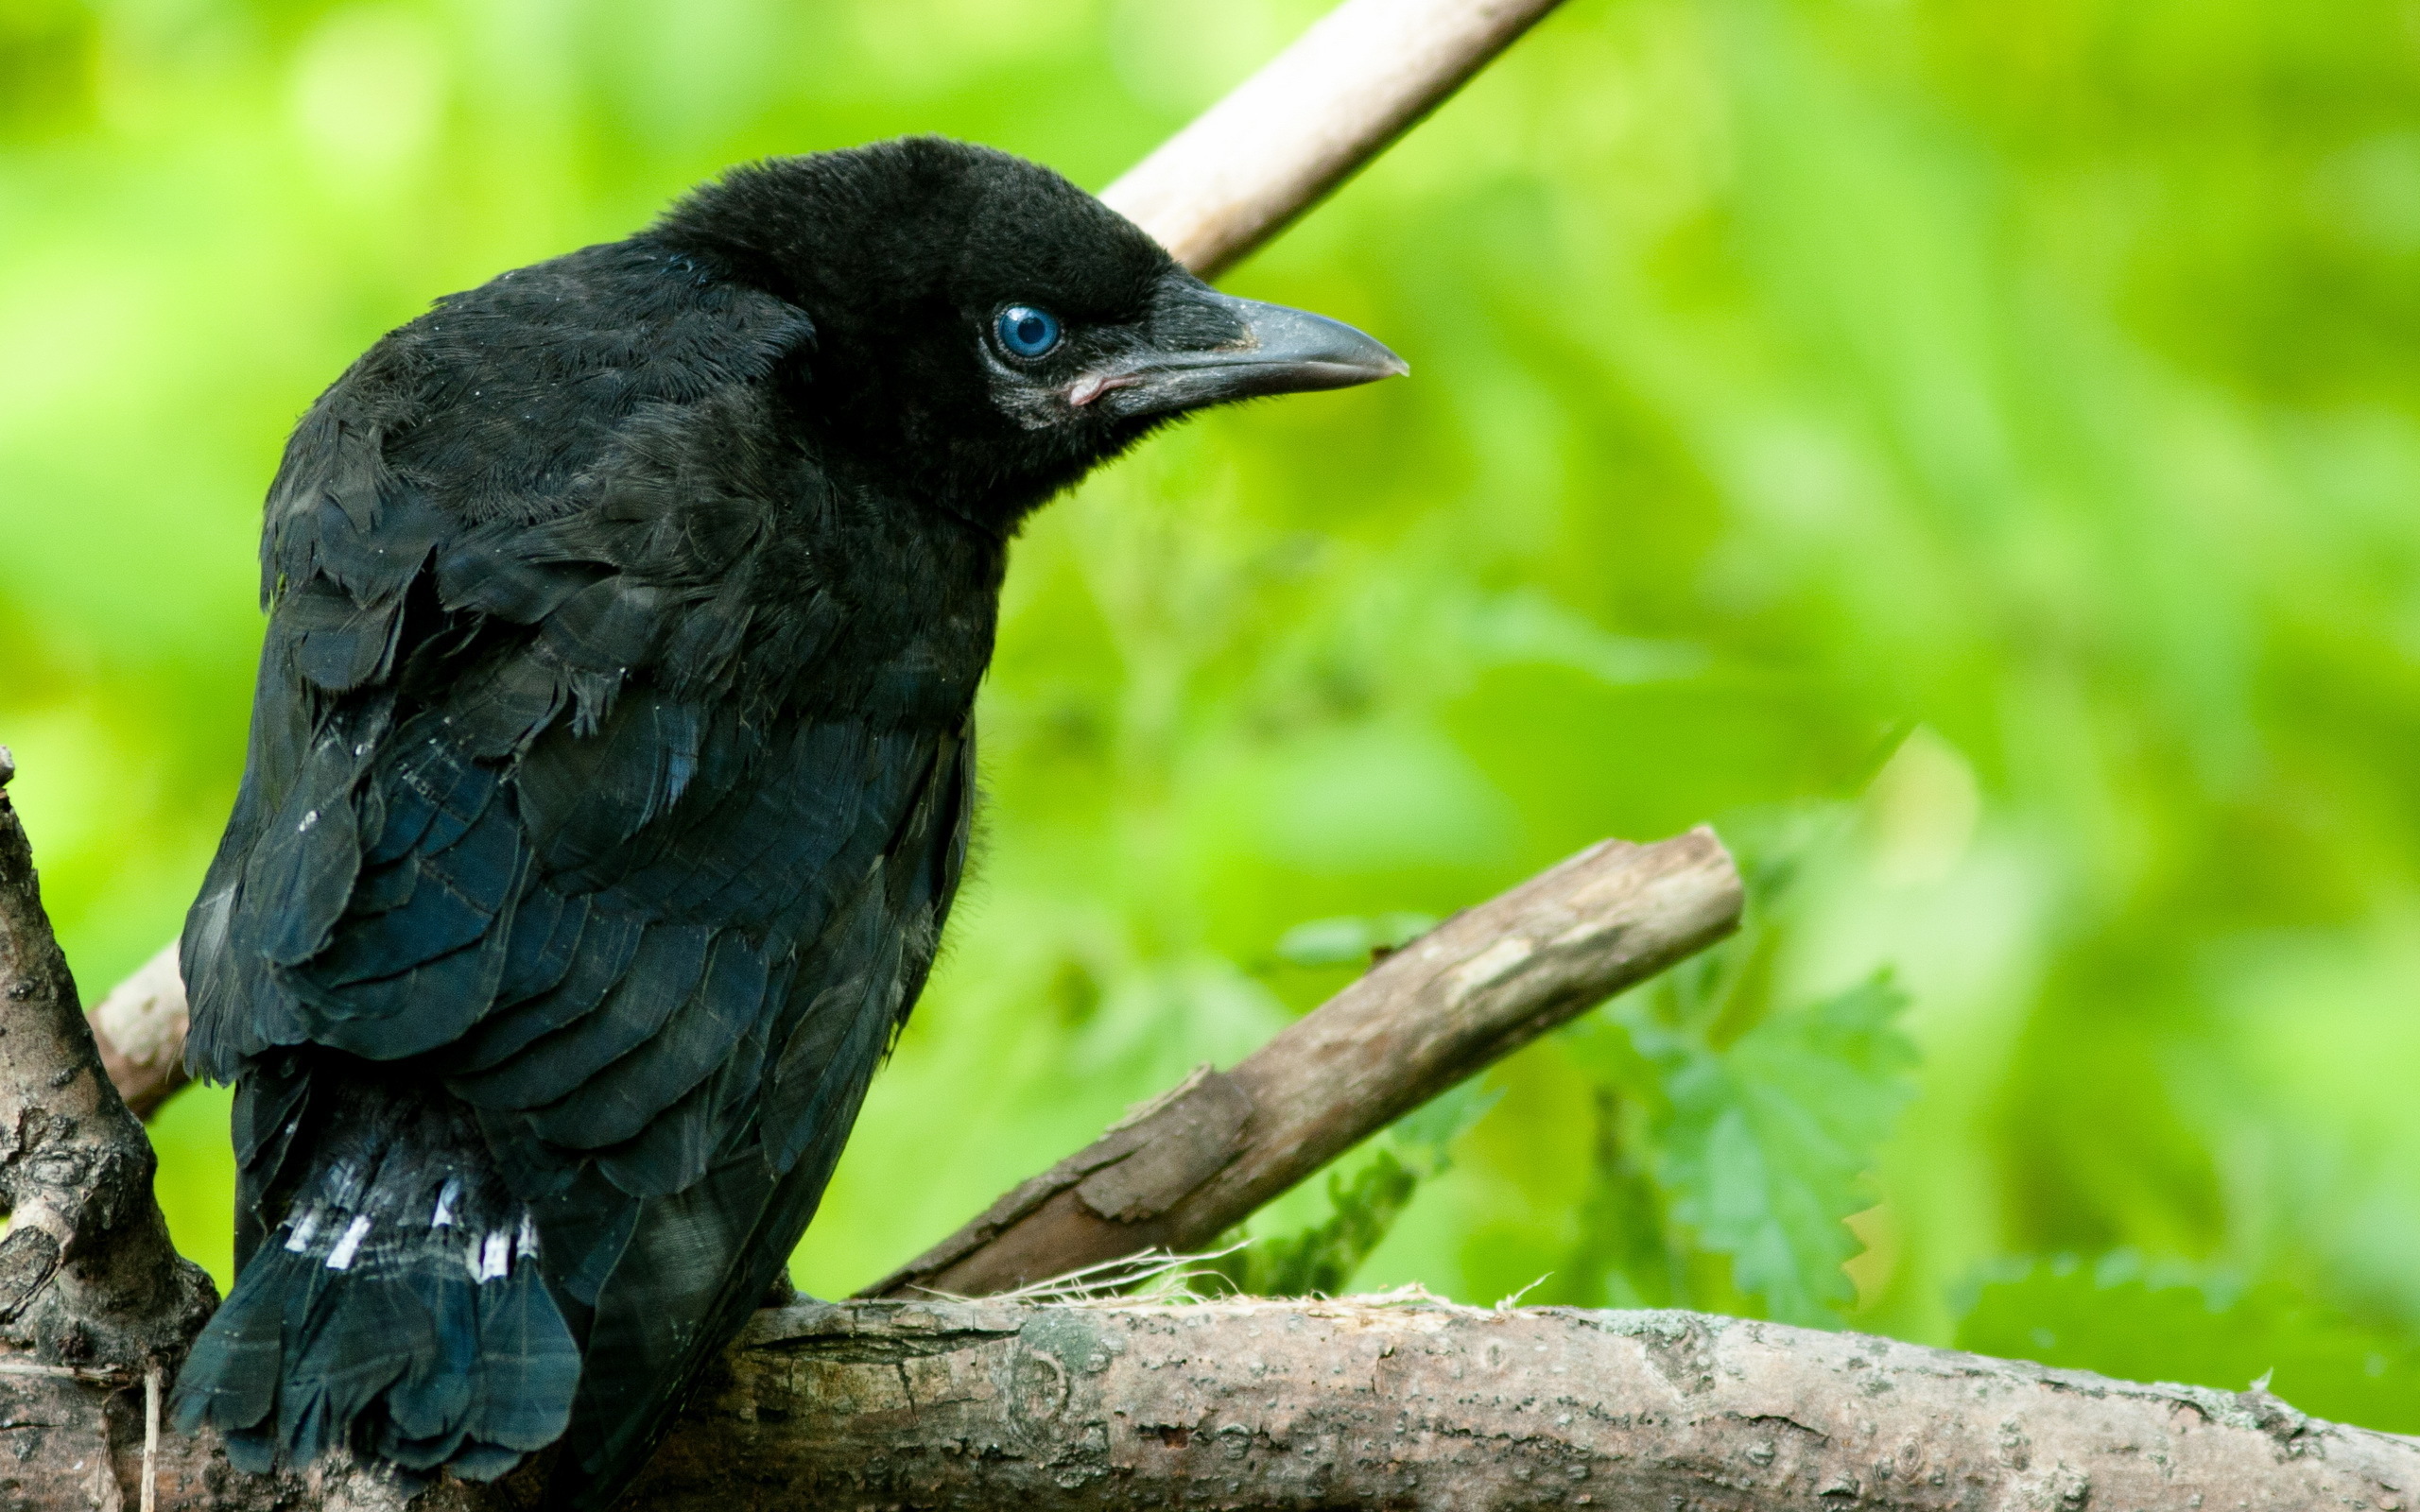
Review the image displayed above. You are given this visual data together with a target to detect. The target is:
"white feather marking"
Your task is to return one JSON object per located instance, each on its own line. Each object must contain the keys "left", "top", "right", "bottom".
{"left": 477, "top": 1230, "right": 511, "bottom": 1281}
{"left": 284, "top": 1205, "right": 324, "bottom": 1253}
{"left": 514, "top": 1211, "right": 539, "bottom": 1260}
{"left": 325, "top": 1214, "right": 372, "bottom": 1271}
{"left": 430, "top": 1177, "right": 462, "bottom": 1229}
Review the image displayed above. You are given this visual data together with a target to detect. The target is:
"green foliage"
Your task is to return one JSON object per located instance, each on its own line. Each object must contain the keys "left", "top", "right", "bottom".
{"left": 1230, "top": 844, "right": 1917, "bottom": 1325}
{"left": 1957, "top": 1255, "right": 2420, "bottom": 1435}
{"left": 6, "top": 0, "right": 2420, "bottom": 1431}
{"left": 1640, "top": 972, "right": 1916, "bottom": 1324}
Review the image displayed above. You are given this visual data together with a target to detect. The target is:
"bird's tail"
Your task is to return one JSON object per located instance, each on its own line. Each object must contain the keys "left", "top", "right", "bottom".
{"left": 170, "top": 1071, "right": 580, "bottom": 1482}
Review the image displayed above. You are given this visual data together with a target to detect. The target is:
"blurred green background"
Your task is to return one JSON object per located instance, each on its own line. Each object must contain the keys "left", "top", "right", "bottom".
{"left": 6, "top": 0, "right": 2419, "bottom": 1431}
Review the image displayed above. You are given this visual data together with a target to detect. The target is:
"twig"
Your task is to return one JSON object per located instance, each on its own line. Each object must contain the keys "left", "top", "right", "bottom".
{"left": 91, "top": 944, "right": 188, "bottom": 1120}
{"left": 0, "top": 1358, "right": 134, "bottom": 1384}
{"left": 142, "top": 1366, "right": 162, "bottom": 1512}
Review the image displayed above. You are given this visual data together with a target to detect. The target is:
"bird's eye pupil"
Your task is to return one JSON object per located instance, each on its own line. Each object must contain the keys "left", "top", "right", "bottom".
{"left": 997, "top": 304, "right": 1062, "bottom": 358}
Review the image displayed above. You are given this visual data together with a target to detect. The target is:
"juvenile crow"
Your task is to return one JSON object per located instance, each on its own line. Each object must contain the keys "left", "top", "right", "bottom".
{"left": 168, "top": 136, "right": 1402, "bottom": 1507}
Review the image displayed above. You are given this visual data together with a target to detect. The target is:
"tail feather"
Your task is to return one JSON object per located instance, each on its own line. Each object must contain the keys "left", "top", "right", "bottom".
{"left": 171, "top": 1073, "right": 580, "bottom": 1484}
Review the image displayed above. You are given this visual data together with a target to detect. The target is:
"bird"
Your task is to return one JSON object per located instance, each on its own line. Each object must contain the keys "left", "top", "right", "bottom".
{"left": 165, "top": 135, "right": 1403, "bottom": 1507}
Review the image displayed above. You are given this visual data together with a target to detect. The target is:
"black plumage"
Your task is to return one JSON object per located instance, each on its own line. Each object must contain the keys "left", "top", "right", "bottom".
{"left": 168, "top": 136, "right": 1401, "bottom": 1508}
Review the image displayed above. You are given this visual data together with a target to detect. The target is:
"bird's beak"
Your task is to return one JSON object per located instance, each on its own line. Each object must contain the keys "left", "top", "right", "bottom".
{"left": 1067, "top": 280, "right": 1408, "bottom": 420}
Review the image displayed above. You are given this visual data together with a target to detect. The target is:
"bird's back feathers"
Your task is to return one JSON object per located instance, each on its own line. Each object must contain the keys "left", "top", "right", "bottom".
{"left": 175, "top": 216, "right": 977, "bottom": 1508}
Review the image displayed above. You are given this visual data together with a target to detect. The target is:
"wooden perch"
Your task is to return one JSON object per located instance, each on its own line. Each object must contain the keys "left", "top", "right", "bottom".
{"left": 868, "top": 830, "right": 1738, "bottom": 1297}
{"left": 77, "top": 1295, "right": 2420, "bottom": 1509}
{"left": 629, "top": 1296, "right": 2420, "bottom": 1510}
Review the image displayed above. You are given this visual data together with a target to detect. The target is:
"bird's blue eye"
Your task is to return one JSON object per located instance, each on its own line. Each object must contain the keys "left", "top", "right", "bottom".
{"left": 996, "top": 305, "right": 1062, "bottom": 359}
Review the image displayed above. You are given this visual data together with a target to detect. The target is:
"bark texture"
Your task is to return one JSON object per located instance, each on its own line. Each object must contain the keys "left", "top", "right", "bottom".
{"left": 43, "top": 1296, "right": 2420, "bottom": 1511}
{"left": 623, "top": 1296, "right": 2420, "bottom": 1510}
{"left": 0, "top": 747, "right": 216, "bottom": 1511}
{"left": 0, "top": 755, "right": 213, "bottom": 1372}
{"left": 870, "top": 830, "right": 1739, "bottom": 1297}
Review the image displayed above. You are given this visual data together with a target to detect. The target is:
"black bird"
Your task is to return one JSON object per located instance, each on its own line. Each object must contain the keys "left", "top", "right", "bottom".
{"left": 165, "top": 136, "right": 1402, "bottom": 1506}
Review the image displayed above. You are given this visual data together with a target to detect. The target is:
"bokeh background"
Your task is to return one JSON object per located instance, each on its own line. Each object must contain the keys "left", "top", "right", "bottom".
{"left": 7, "top": 0, "right": 2420, "bottom": 1429}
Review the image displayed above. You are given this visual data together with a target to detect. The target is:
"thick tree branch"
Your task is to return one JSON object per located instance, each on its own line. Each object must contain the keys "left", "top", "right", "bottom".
{"left": 54, "top": 1295, "right": 2420, "bottom": 1511}
{"left": 0, "top": 750, "right": 213, "bottom": 1373}
{"left": 0, "top": 747, "right": 215, "bottom": 1509}
{"left": 617, "top": 1296, "right": 2420, "bottom": 1510}
{"left": 868, "top": 830, "right": 1738, "bottom": 1297}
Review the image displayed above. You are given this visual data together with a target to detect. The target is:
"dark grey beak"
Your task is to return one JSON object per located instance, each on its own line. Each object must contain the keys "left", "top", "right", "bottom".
{"left": 1069, "top": 282, "right": 1408, "bottom": 421}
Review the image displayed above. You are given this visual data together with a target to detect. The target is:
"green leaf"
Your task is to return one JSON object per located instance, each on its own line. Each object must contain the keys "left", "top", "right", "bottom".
{"left": 1640, "top": 972, "right": 1916, "bottom": 1324}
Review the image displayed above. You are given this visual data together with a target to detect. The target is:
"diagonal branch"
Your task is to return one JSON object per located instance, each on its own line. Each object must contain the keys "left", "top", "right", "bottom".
{"left": 1101, "top": 0, "right": 1569, "bottom": 277}
{"left": 867, "top": 830, "right": 1737, "bottom": 1298}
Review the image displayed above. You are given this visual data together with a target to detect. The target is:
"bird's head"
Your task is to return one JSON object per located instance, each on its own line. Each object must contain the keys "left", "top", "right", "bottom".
{"left": 652, "top": 136, "right": 1406, "bottom": 530}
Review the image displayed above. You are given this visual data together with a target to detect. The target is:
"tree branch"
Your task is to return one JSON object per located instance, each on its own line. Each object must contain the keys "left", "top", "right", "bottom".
{"left": 60, "top": 1296, "right": 2420, "bottom": 1511}
{"left": 0, "top": 749, "right": 212, "bottom": 1374}
{"left": 93, "top": 943, "right": 188, "bottom": 1122}
{"left": 0, "top": 747, "right": 216, "bottom": 1508}
{"left": 610, "top": 1295, "right": 2420, "bottom": 1509}
{"left": 12, "top": 771, "right": 2416, "bottom": 1511}
{"left": 1100, "top": 0, "right": 1568, "bottom": 278}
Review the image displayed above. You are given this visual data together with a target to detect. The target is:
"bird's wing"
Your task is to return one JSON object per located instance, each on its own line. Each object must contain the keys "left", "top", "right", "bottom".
{"left": 182, "top": 244, "right": 972, "bottom": 1494}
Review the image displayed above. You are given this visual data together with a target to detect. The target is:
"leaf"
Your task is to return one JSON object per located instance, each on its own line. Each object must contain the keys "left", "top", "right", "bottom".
{"left": 1273, "top": 911, "right": 1438, "bottom": 969}
{"left": 1639, "top": 972, "right": 1916, "bottom": 1324}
